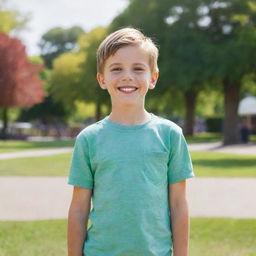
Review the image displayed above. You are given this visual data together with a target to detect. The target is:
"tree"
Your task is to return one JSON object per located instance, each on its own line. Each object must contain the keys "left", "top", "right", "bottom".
{"left": 78, "top": 27, "right": 109, "bottom": 120}
{"left": 160, "top": 23, "right": 214, "bottom": 135}
{"left": 39, "top": 26, "right": 85, "bottom": 69}
{"left": 161, "top": 0, "right": 256, "bottom": 144}
{"left": 0, "top": 0, "right": 28, "bottom": 33}
{"left": 49, "top": 27, "right": 109, "bottom": 121}
{"left": 18, "top": 58, "right": 71, "bottom": 126}
{"left": 50, "top": 52, "right": 85, "bottom": 107}
{"left": 110, "top": 0, "right": 169, "bottom": 42}
{"left": 18, "top": 95, "right": 71, "bottom": 125}
{"left": 195, "top": 0, "right": 256, "bottom": 144}
{"left": 26, "top": 26, "right": 85, "bottom": 125}
{"left": 0, "top": 33, "right": 45, "bottom": 137}
{"left": 158, "top": 0, "right": 256, "bottom": 143}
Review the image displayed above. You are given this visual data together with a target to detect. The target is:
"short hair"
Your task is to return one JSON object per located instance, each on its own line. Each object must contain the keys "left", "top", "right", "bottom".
{"left": 97, "top": 27, "right": 159, "bottom": 74}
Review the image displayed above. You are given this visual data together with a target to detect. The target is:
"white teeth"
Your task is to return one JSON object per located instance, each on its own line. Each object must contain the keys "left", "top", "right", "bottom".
{"left": 119, "top": 87, "right": 137, "bottom": 92}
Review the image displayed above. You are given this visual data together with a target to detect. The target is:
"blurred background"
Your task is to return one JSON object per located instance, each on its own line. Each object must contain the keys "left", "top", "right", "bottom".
{"left": 1, "top": 0, "right": 256, "bottom": 145}
{"left": 0, "top": 1, "right": 256, "bottom": 256}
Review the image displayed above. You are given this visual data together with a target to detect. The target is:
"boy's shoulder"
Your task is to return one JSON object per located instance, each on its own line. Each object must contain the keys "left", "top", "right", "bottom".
{"left": 76, "top": 118, "right": 106, "bottom": 140}
{"left": 153, "top": 114, "right": 183, "bottom": 135}
{"left": 76, "top": 114, "right": 184, "bottom": 141}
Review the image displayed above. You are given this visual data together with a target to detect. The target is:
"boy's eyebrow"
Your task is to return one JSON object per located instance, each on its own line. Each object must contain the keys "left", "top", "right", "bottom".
{"left": 108, "top": 62, "right": 147, "bottom": 68}
{"left": 108, "top": 63, "right": 122, "bottom": 68}
{"left": 133, "top": 62, "right": 147, "bottom": 67}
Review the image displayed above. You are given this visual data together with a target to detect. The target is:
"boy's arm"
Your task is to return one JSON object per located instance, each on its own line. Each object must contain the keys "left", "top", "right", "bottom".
{"left": 169, "top": 180, "right": 189, "bottom": 256}
{"left": 68, "top": 186, "right": 92, "bottom": 256}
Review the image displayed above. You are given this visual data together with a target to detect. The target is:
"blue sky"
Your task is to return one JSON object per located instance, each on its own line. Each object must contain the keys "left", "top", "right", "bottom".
{"left": 7, "top": 0, "right": 128, "bottom": 55}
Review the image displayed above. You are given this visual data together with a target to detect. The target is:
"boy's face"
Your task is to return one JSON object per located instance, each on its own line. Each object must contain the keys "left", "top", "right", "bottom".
{"left": 97, "top": 45, "right": 158, "bottom": 107}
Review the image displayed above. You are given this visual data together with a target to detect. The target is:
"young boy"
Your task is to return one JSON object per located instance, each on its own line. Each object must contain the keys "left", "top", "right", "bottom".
{"left": 67, "top": 27, "right": 194, "bottom": 256}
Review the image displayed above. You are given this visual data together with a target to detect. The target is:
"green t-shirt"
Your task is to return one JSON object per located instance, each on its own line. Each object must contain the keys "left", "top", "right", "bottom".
{"left": 68, "top": 113, "right": 194, "bottom": 256}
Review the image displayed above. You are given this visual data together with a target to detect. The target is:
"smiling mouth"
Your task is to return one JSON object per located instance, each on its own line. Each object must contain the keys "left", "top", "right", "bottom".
{"left": 118, "top": 87, "right": 138, "bottom": 92}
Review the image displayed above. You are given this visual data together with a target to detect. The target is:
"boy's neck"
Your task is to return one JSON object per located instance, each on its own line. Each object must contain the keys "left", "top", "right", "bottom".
{"left": 108, "top": 106, "right": 151, "bottom": 126}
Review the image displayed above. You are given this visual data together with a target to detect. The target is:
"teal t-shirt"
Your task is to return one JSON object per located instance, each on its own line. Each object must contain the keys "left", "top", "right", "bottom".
{"left": 68, "top": 113, "right": 194, "bottom": 256}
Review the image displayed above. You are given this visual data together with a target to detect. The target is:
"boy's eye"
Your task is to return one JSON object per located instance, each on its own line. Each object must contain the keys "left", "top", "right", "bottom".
{"left": 134, "top": 67, "right": 144, "bottom": 71}
{"left": 111, "top": 67, "right": 122, "bottom": 72}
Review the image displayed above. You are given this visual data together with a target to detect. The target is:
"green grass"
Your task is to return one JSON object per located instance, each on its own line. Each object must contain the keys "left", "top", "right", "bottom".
{"left": 0, "top": 219, "right": 66, "bottom": 256}
{"left": 190, "top": 218, "right": 256, "bottom": 256}
{"left": 0, "top": 140, "right": 75, "bottom": 153}
{"left": 0, "top": 218, "right": 255, "bottom": 256}
{"left": 191, "top": 151, "right": 256, "bottom": 177}
{"left": 186, "top": 133, "right": 223, "bottom": 143}
{"left": 251, "top": 134, "right": 256, "bottom": 142}
{"left": 0, "top": 151, "right": 256, "bottom": 177}
{"left": 0, "top": 153, "right": 72, "bottom": 176}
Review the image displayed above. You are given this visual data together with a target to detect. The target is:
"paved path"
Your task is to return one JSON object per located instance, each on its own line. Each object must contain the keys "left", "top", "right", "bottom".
{"left": 0, "top": 143, "right": 255, "bottom": 220}
{"left": 0, "top": 177, "right": 72, "bottom": 220}
{"left": 188, "top": 142, "right": 256, "bottom": 155}
{"left": 0, "top": 147, "right": 73, "bottom": 159}
{"left": 0, "top": 177, "right": 255, "bottom": 220}
{"left": 187, "top": 177, "right": 256, "bottom": 218}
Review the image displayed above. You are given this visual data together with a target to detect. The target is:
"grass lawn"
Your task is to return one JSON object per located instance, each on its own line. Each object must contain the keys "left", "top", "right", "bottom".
{"left": 191, "top": 151, "right": 256, "bottom": 177}
{"left": 0, "top": 219, "right": 66, "bottom": 256}
{"left": 186, "top": 132, "right": 223, "bottom": 143}
{"left": 0, "top": 153, "right": 72, "bottom": 176}
{"left": 0, "top": 151, "right": 255, "bottom": 177}
{"left": 0, "top": 140, "right": 75, "bottom": 153}
{"left": 251, "top": 134, "right": 256, "bottom": 142}
{"left": 0, "top": 218, "right": 255, "bottom": 256}
{"left": 190, "top": 218, "right": 256, "bottom": 256}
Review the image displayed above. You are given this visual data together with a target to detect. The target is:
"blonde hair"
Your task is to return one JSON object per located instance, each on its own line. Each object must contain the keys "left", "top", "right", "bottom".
{"left": 97, "top": 27, "right": 159, "bottom": 74}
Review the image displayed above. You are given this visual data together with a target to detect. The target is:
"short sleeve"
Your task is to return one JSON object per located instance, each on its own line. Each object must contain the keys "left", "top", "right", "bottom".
{"left": 68, "top": 134, "right": 94, "bottom": 189}
{"left": 167, "top": 128, "right": 194, "bottom": 184}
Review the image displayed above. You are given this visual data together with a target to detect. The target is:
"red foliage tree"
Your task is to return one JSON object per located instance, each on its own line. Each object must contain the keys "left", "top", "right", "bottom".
{"left": 0, "top": 33, "right": 45, "bottom": 137}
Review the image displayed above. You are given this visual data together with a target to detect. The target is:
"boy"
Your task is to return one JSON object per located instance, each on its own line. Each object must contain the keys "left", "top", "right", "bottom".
{"left": 68, "top": 27, "right": 194, "bottom": 256}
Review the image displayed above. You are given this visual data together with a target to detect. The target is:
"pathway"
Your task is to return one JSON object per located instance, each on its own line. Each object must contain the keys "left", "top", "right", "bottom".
{"left": 188, "top": 142, "right": 256, "bottom": 155}
{"left": 0, "top": 142, "right": 255, "bottom": 220}
{"left": 0, "top": 147, "right": 73, "bottom": 160}
{"left": 0, "top": 177, "right": 255, "bottom": 220}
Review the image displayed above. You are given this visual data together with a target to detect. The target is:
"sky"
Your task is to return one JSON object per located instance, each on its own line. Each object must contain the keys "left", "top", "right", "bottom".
{"left": 7, "top": 0, "right": 129, "bottom": 56}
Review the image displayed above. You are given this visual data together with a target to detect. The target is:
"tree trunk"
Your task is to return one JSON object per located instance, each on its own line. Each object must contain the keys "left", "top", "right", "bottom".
{"left": 95, "top": 100, "right": 101, "bottom": 121}
{"left": 184, "top": 90, "right": 197, "bottom": 136}
{"left": 1, "top": 107, "right": 8, "bottom": 139}
{"left": 223, "top": 80, "right": 240, "bottom": 145}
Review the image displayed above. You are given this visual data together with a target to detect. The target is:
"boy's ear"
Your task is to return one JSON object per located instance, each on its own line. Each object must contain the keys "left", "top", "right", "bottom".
{"left": 149, "top": 72, "right": 159, "bottom": 89}
{"left": 97, "top": 73, "right": 107, "bottom": 89}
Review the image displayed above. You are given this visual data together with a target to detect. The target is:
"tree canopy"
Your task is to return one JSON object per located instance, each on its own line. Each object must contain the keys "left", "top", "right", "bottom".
{"left": 0, "top": 33, "right": 45, "bottom": 136}
{"left": 0, "top": 0, "right": 28, "bottom": 33}
{"left": 50, "top": 52, "right": 85, "bottom": 107}
{"left": 39, "top": 26, "right": 85, "bottom": 68}
{"left": 0, "top": 33, "right": 44, "bottom": 108}
{"left": 49, "top": 27, "right": 109, "bottom": 121}
{"left": 78, "top": 27, "right": 109, "bottom": 119}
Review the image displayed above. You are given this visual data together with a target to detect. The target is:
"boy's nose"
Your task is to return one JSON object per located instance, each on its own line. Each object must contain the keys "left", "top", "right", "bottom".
{"left": 121, "top": 71, "right": 133, "bottom": 81}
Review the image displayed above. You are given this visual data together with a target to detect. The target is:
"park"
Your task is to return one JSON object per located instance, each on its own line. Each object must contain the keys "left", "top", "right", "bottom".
{"left": 1, "top": 0, "right": 256, "bottom": 255}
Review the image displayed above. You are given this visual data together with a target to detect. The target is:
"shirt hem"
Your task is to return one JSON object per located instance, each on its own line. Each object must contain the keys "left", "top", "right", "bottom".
{"left": 168, "top": 172, "right": 195, "bottom": 184}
